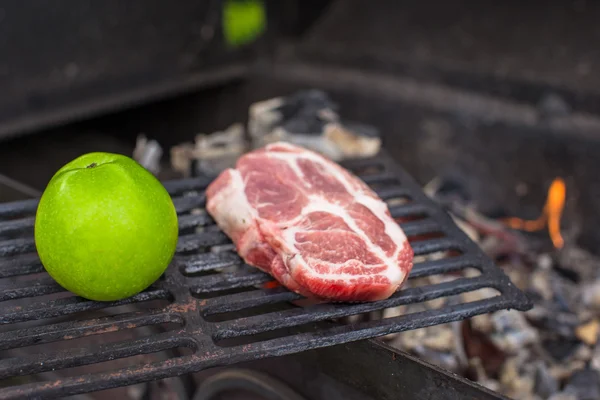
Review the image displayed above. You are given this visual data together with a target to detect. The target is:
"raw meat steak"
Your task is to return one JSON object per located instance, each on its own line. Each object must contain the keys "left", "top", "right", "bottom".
{"left": 205, "top": 142, "right": 414, "bottom": 302}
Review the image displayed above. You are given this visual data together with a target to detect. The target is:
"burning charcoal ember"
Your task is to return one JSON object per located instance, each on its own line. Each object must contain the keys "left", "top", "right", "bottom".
{"left": 248, "top": 90, "right": 381, "bottom": 160}
{"left": 418, "top": 172, "right": 600, "bottom": 398}
{"left": 170, "top": 123, "right": 247, "bottom": 177}
{"left": 133, "top": 134, "right": 163, "bottom": 175}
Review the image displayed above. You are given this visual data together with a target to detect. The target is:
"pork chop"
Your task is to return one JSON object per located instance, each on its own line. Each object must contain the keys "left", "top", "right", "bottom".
{"left": 205, "top": 142, "right": 413, "bottom": 302}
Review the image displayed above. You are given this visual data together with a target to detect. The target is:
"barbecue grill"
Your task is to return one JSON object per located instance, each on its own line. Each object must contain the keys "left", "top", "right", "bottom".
{"left": 0, "top": 149, "right": 531, "bottom": 398}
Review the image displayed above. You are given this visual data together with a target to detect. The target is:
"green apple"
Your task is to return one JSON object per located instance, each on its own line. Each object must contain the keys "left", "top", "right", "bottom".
{"left": 34, "top": 152, "right": 178, "bottom": 301}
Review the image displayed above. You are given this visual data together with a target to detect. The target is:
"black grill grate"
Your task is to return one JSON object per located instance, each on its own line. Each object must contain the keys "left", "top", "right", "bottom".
{"left": 0, "top": 152, "right": 531, "bottom": 399}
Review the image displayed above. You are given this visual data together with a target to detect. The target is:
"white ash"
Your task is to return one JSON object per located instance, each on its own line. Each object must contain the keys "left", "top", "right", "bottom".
{"left": 133, "top": 134, "right": 163, "bottom": 175}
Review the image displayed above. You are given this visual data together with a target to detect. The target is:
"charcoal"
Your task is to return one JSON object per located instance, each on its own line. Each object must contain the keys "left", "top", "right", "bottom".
{"left": 248, "top": 90, "right": 381, "bottom": 160}
{"left": 550, "top": 360, "right": 587, "bottom": 383}
{"left": 500, "top": 356, "right": 536, "bottom": 400}
{"left": 542, "top": 338, "right": 581, "bottom": 362}
{"left": 490, "top": 310, "right": 538, "bottom": 353}
{"left": 553, "top": 264, "right": 581, "bottom": 283}
{"left": 550, "top": 276, "right": 579, "bottom": 313}
{"left": 170, "top": 123, "right": 247, "bottom": 177}
{"left": 431, "top": 176, "right": 472, "bottom": 205}
{"left": 528, "top": 306, "right": 579, "bottom": 338}
{"left": 531, "top": 269, "right": 553, "bottom": 301}
{"left": 418, "top": 173, "right": 600, "bottom": 398}
{"left": 249, "top": 89, "right": 338, "bottom": 140}
{"left": 467, "top": 357, "right": 501, "bottom": 392}
{"left": 393, "top": 323, "right": 457, "bottom": 354}
{"left": 582, "top": 280, "right": 600, "bottom": 311}
{"left": 556, "top": 246, "right": 600, "bottom": 283}
{"left": 563, "top": 368, "right": 600, "bottom": 400}
{"left": 590, "top": 342, "right": 600, "bottom": 372}
{"left": 533, "top": 362, "right": 559, "bottom": 399}
{"left": 572, "top": 344, "right": 593, "bottom": 363}
{"left": 413, "top": 347, "right": 461, "bottom": 374}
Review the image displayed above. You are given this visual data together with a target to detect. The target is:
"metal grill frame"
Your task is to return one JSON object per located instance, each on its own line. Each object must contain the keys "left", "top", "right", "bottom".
{"left": 0, "top": 151, "right": 532, "bottom": 399}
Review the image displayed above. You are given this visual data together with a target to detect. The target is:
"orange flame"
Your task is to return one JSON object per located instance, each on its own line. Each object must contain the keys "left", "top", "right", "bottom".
{"left": 501, "top": 178, "right": 566, "bottom": 249}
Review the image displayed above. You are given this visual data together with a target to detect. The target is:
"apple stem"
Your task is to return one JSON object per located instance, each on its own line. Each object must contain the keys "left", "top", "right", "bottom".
{"left": 87, "top": 163, "right": 98, "bottom": 169}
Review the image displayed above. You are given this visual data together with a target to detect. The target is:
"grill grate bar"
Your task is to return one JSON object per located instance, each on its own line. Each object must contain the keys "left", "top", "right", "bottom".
{"left": 0, "top": 310, "right": 179, "bottom": 351}
{"left": 178, "top": 212, "right": 214, "bottom": 231}
{"left": 373, "top": 186, "right": 413, "bottom": 200}
{"left": 408, "top": 256, "right": 480, "bottom": 278}
{"left": 190, "top": 270, "right": 272, "bottom": 294}
{"left": 388, "top": 203, "right": 430, "bottom": 218}
{"left": 0, "top": 289, "right": 170, "bottom": 325}
{"left": 0, "top": 237, "right": 35, "bottom": 257}
{"left": 200, "top": 256, "right": 485, "bottom": 317}
{"left": 240, "top": 296, "right": 513, "bottom": 360}
{"left": 0, "top": 355, "right": 201, "bottom": 400}
{"left": 0, "top": 297, "right": 514, "bottom": 400}
{"left": 0, "top": 255, "right": 43, "bottom": 278}
{"left": 211, "top": 276, "right": 498, "bottom": 340}
{"left": 359, "top": 173, "right": 400, "bottom": 186}
{"left": 180, "top": 251, "right": 242, "bottom": 275}
{"left": 398, "top": 219, "right": 441, "bottom": 237}
{"left": 0, "top": 199, "right": 38, "bottom": 219}
{"left": 202, "top": 287, "right": 303, "bottom": 316}
{"left": 0, "top": 216, "right": 34, "bottom": 238}
{"left": 410, "top": 238, "right": 465, "bottom": 256}
{"left": 0, "top": 281, "right": 63, "bottom": 302}
{"left": 0, "top": 332, "right": 189, "bottom": 379}
{"left": 176, "top": 232, "right": 230, "bottom": 253}
{"left": 173, "top": 195, "right": 206, "bottom": 215}
{"left": 162, "top": 176, "right": 212, "bottom": 195}
{"left": 0, "top": 150, "right": 532, "bottom": 398}
{"left": 0, "top": 262, "right": 43, "bottom": 278}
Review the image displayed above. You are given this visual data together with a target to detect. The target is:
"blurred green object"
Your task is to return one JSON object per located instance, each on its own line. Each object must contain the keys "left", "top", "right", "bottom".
{"left": 222, "top": 0, "right": 266, "bottom": 47}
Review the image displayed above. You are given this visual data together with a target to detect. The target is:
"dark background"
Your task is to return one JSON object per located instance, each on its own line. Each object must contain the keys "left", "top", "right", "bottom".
{"left": 0, "top": 0, "right": 599, "bottom": 253}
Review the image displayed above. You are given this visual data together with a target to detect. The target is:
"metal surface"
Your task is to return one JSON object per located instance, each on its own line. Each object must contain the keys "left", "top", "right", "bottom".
{"left": 0, "top": 152, "right": 531, "bottom": 398}
{"left": 193, "top": 369, "right": 308, "bottom": 400}
{"left": 312, "top": 338, "right": 511, "bottom": 400}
